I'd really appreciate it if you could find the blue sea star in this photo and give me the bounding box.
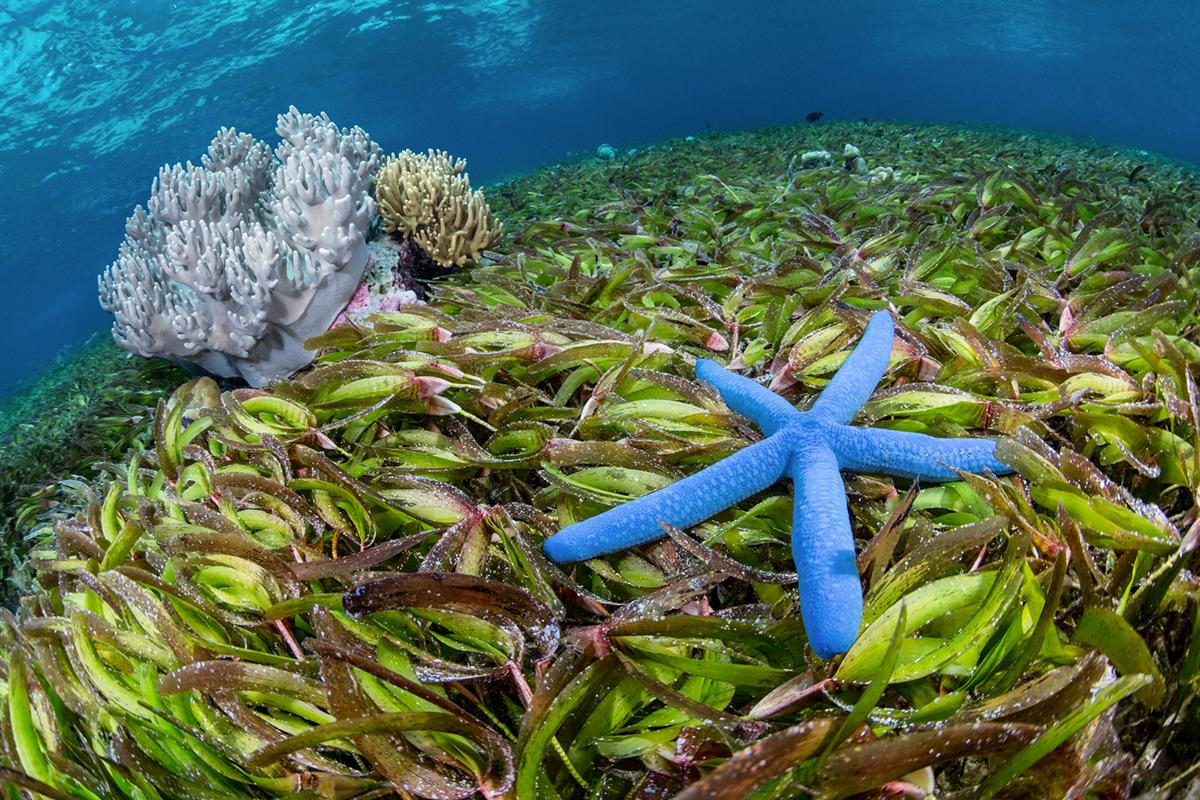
[542,310,1013,658]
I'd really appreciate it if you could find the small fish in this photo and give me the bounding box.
[806,111,823,123]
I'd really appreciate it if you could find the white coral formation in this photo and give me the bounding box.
[843,143,868,175]
[867,165,897,185]
[98,107,382,386]
[375,149,502,267]
[800,149,834,169]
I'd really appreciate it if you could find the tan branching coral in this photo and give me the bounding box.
[375,149,502,267]
[97,107,382,386]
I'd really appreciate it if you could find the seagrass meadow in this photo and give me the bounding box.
[2,120,1200,799]
[0,338,187,607]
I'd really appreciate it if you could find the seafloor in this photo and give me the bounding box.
[1,120,1198,798]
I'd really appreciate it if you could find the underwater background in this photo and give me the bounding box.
[1,0,1199,397]
[4,2,1200,797]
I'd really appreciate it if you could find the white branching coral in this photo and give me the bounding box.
[98,107,382,386]
[375,149,502,267]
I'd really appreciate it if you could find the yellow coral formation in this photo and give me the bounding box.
[375,149,502,267]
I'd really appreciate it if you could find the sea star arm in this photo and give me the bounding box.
[695,358,800,436]
[542,433,793,563]
[789,441,862,659]
[809,311,895,424]
[828,424,1013,481]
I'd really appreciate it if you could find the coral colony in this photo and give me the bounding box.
[98,109,500,387]
[98,108,382,386]
[544,311,1014,657]
[376,148,502,269]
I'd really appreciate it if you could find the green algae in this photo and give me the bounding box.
[0,120,1199,797]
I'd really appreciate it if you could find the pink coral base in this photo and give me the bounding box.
[331,278,418,328]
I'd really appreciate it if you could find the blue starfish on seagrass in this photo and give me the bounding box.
[542,310,1014,658]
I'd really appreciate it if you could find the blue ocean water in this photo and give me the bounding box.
[0,0,1196,397]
